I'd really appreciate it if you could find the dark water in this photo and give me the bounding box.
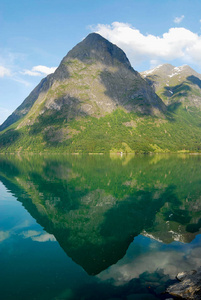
[1,153,201,300]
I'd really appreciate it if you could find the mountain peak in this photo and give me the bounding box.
[141,64,175,77]
[141,63,201,79]
[65,32,132,69]
[82,32,107,43]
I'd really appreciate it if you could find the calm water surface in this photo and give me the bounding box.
[1,153,201,300]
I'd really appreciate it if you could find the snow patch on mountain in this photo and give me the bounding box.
[141,64,163,77]
[168,65,188,78]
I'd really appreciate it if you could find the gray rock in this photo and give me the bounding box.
[167,267,201,299]
[177,270,197,281]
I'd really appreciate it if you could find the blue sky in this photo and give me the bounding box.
[1,0,201,124]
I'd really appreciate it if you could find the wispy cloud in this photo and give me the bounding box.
[12,77,32,87]
[0,66,11,77]
[0,50,33,87]
[0,65,31,87]
[0,230,10,242]
[22,65,57,77]
[92,22,201,69]
[174,15,185,24]
[21,230,56,242]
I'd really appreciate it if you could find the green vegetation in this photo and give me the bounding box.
[1,106,201,153]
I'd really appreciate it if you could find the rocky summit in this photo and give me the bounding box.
[1,34,201,153]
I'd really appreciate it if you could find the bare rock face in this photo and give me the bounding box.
[167,268,201,299]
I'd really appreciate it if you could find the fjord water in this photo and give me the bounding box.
[1,154,201,300]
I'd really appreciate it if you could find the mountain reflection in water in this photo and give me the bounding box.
[1,153,201,299]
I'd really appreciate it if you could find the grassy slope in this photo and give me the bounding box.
[1,105,201,153]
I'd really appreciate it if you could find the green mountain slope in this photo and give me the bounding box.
[1,36,201,153]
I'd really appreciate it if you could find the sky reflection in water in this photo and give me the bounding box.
[1,153,201,300]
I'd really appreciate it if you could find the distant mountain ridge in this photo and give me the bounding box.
[141,63,201,109]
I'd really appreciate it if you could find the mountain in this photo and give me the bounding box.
[141,63,201,109]
[0,33,165,130]
[1,35,201,153]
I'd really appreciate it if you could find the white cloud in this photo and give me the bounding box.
[150,59,162,69]
[21,230,56,242]
[22,70,41,77]
[22,65,57,77]
[0,230,10,242]
[174,15,185,24]
[32,233,56,242]
[97,236,201,287]
[0,66,11,77]
[33,65,57,75]
[93,22,201,68]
